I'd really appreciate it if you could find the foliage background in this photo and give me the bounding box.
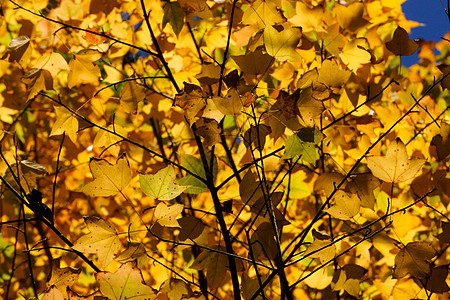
[0,0,449,299]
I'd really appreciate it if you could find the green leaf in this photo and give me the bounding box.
[162,1,185,37]
[264,25,301,61]
[177,154,217,194]
[283,128,322,165]
[140,166,190,201]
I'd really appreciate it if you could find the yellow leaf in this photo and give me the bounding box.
[67,55,101,88]
[116,242,148,269]
[139,165,190,201]
[80,154,132,197]
[22,68,53,100]
[305,239,336,264]
[264,25,302,61]
[318,58,351,88]
[288,2,323,32]
[46,257,81,298]
[335,2,370,32]
[324,190,360,220]
[96,262,156,300]
[195,118,222,148]
[213,88,243,115]
[32,52,70,77]
[231,48,273,75]
[50,106,78,143]
[174,82,207,124]
[393,242,436,279]
[366,138,426,183]
[241,0,285,29]
[72,216,121,268]
[321,24,347,56]
[120,80,146,114]
[154,202,184,227]
[340,39,371,71]
[385,26,419,56]
[191,248,229,289]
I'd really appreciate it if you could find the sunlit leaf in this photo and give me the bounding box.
[96,262,156,300]
[393,242,436,279]
[367,138,426,183]
[264,25,301,61]
[324,190,360,220]
[119,80,146,114]
[46,257,81,298]
[154,202,184,227]
[80,154,132,197]
[72,216,121,269]
[50,106,78,143]
[140,165,189,201]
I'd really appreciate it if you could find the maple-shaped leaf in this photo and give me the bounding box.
[324,190,360,220]
[393,241,436,279]
[163,1,185,37]
[116,242,148,269]
[67,50,102,88]
[96,262,156,300]
[283,127,323,165]
[321,24,347,56]
[41,285,64,300]
[348,173,380,209]
[154,202,184,227]
[159,278,193,299]
[436,221,450,243]
[426,265,450,293]
[4,160,47,194]
[178,215,205,241]
[430,122,450,161]
[232,48,273,75]
[84,27,107,46]
[243,124,272,150]
[46,257,81,298]
[273,89,300,120]
[22,68,53,100]
[288,2,323,32]
[213,88,243,115]
[191,248,229,289]
[335,2,370,32]
[174,82,207,124]
[72,216,121,269]
[264,25,302,61]
[93,124,127,157]
[318,58,351,88]
[50,106,78,143]
[305,238,336,264]
[32,52,70,77]
[80,154,131,197]
[140,165,189,201]
[241,0,285,29]
[177,154,217,194]
[366,138,426,183]
[2,36,30,62]
[240,171,264,206]
[196,62,221,85]
[195,118,222,148]
[340,39,371,71]
[385,26,419,56]
[332,264,367,297]
[119,80,146,114]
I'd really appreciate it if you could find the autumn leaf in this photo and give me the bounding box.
[67,52,101,88]
[436,221,450,243]
[241,0,285,29]
[162,1,185,37]
[393,241,436,279]
[80,154,132,197]
[22,68,53,99]
[318,58,351,88]
[72,216,121,269]
[96,262,156,300]
[50,106,78,143]
[46,257,81,298]
[154,202,184,227]
[324,190,360,220]
[213,88,243,115]
[174,82,207,124]
[335,2,369,32]
[195,118,222,148]
[159,278,193,299]
[243,124,272,150]
[332,264,367,297]
[119,80,146,114]
[340,39,371,71]
[140,165,189,201]
[116,242,148,269]
[84,27,107,45]
[264,25,302,61]
[283,128,323,165]
[2,36,30,62]
[385,26,419,56]
[288,2,323,32]
[426,265,450,293]
[177,153,217,194]
[178,215,205,241]
[231,48,273,75]
[191,248,229,289]
[367,138,426,183]
[305,238,336,264]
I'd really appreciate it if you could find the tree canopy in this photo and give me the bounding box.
[0,0,449,299]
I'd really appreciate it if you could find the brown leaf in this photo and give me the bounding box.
[393,242,436,279]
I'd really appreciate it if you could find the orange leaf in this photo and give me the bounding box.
[84,27,107,46]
